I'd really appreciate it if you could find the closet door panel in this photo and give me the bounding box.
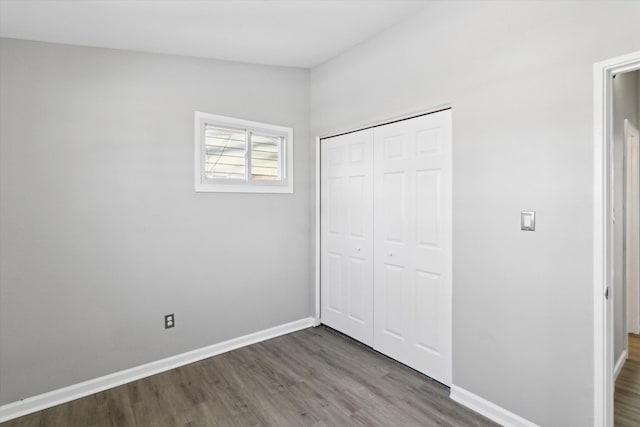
[374,129,414,365]
[320,129,374,346]
[325,252,343,313]
[412,112,451,385]
[347,257,367,323]
[373,111,452,386]
[415,270,441,354]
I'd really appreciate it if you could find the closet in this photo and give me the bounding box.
[320,109,452,386]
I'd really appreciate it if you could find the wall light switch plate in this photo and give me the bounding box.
[521,211,535,231]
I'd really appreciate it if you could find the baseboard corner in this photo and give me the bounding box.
[450,384,539,427]
[614,349,628,380]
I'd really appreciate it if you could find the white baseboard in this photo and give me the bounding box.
[614,349,628,380]
[0,317,315,423]
[450,385,539,427]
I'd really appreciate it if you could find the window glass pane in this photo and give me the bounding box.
[251,134,281,181]
[204,125,246,180]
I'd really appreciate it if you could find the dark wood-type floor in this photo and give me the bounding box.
[2,326,497,427]
[615,333,640,426]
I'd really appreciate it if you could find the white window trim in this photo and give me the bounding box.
[194,111,293,193]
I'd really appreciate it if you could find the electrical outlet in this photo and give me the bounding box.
[164,314,175,329]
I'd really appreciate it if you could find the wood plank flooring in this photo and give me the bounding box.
[615,333,640,426]
[1,326,497,427]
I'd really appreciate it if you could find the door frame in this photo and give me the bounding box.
[314,135,321,325]
[593,50,640,427]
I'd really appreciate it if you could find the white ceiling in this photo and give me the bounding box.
[0,0,427,68]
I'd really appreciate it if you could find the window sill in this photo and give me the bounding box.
[195,182,293,194]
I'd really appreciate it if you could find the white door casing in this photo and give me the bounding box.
[320,129,375,345]
[626,120,640,335]
[593,50,640,427]
[372,111,452,386]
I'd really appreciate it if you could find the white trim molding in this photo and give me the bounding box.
[318,104,452,140]
[613,350,628,380]
[314,135,321,327]
[593,50,640,427]
[0,317,315,423]
[450,385,539,427]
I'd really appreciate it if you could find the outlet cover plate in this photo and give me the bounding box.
[164,314,175,329]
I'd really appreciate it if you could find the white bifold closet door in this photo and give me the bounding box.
[320,110,451,386]
[320,129,374,346]
[372,111,452,386]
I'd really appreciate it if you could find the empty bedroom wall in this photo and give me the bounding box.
[0,38,311,404]
[310,1,640,425]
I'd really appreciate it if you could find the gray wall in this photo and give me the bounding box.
[612,70,639,364]
[0,38,311,404]
[310,1,640,425]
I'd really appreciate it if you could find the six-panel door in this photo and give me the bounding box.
[372,111,452,386]
[320,129,375,346]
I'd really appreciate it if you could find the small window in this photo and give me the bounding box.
[194,112,293,193]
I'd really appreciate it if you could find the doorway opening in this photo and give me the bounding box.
[594,51,640,427]
[612,71,640,426]
[624,119,640,338]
